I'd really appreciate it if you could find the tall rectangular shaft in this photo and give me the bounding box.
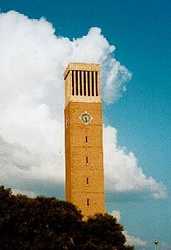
[64,63,105,218]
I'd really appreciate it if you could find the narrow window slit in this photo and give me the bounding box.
[75,71,78,95]
[80,71,82,96]
[92,71,94,96]
[86,177,89,184]
[87,198,90,206]
[87,71,90,96]
[84,71,86,96]
[72,71,74,95]
[95,71,98,96]
[85,136,88,143]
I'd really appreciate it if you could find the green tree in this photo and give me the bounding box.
[0,186,134,250]
[80,214,133,250]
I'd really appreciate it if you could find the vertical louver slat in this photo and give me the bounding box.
[89,71,92,96]
[72,70,74,95]
[84,71,86,96]
[85,71,88,96]
[77,70,80,95]
[88,71,90,96]
[95,71,98,96]
[80,71,82,96]
[91,71,94,96]
[75,70,78,95]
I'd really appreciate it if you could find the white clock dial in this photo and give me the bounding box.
[79,112,92,125]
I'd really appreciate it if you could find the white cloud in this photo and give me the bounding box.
[104,126,167,199]
[111,210,121,222]
[12,188,36,198]
[0,11,167,199]
[124,231,147,247]
[111,210,147,247]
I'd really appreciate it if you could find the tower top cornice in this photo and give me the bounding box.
[64,63,100,80]
[64,63,101,106]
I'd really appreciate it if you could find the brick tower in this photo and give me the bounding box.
[64,63,105,218]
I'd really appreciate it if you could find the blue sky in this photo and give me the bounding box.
[0,0,170,249]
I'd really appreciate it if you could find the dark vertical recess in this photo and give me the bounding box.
[85,136,88,143]
[72,70,74,95]
[95,71,98,96]
[87,71,90,96]
[86,177,89,184]
[84,71,86,96]
[75,70,78,95]
[86,156,88,164]
[92,71,94,96]
[80,71,82,96]
[87,198,90,206]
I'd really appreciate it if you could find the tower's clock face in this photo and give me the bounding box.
[80,112,92,125]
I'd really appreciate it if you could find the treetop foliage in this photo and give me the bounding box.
[0,186,134,250]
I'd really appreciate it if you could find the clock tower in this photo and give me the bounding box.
[64,63,105,218]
